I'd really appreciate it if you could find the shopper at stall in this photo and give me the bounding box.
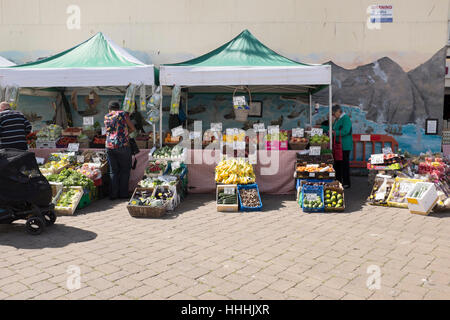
[104,101,136,200]
[0,102,32,150]
[331,105,353,189]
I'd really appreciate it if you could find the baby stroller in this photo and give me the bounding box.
[0,149,56,235]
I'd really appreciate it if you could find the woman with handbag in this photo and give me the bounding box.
[104,101,137,200]
[330,105,353,189]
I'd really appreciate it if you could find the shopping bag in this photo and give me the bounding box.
[333,130,343,161]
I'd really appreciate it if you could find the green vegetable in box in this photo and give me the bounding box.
[47,168,95,192]
[324,189,344,209]
[56,188,81,208]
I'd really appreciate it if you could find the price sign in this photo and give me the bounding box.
[226,129,234,137]
[93,157,101,164]
[67,143,79,152]
[268,126,279,134]
[36,157,45,165]
[172,126,184,137]
[189,131,201,140]
[253,123,265,132]
[76,156,85,163]
[382,147,393,154]
[101,127,107,135]
[306,164,319,168]
[310,146,321,156]
[310,128,323,136]
[211,123,222,132]
[360,135,371,142]
[371,154,385,164]
[305,193,318,201]
[329,172,336,177]
[224,187,235,195]
[309,172,316,178]
[292,128,304,138]
[83,117,94,126]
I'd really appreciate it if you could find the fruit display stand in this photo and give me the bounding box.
[289,137,308,150]
[216,184,239,212]
[406,182,439,215]
[54,186,84,216]
[386,178,423,209]
[237,184,263,212]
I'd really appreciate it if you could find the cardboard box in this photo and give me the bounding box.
[406,182,438,215]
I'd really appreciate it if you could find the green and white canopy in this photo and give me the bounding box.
[0,56,15,67]
[0,33,154,88]
[160,30,331,88]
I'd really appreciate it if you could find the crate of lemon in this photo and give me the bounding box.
[215,159,256,185]
[324,187,345,212]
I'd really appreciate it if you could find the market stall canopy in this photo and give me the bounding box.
[0,56,15,67]
[160,30,331,89]
[0,32,154,88]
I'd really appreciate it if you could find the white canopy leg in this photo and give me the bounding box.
[329,85,333,151]
[160,88,164,147]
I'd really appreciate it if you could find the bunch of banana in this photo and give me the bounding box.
[215,159,256,185]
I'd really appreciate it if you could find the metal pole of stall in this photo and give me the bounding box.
[159,87,164,147]
[309,90,313,128]
[185,89,189,128]
[329,85,333,151]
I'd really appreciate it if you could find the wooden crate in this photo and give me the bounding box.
[216,184,239,212]
[55,186,84,216]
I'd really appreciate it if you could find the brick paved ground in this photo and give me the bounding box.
[0,177,449,300]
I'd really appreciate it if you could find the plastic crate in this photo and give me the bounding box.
[77,193,91,210]
[237,184,262,212]
[301,185,324,213]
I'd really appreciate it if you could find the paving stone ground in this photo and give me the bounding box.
[0,177,449,300]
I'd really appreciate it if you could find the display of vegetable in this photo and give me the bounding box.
[47,168,95,192]
[324,189,344,209]
[56,188,82,208]
[145,160,168,175]
[36,124,62,141]
[239,188,261,208]
[265,131,288,142]
[152,146,185,160]
[129,189,166,207]
[217,191,237,205]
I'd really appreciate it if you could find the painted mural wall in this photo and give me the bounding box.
[1,0,447,156]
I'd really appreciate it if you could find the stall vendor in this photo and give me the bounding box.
[320,105,353,189]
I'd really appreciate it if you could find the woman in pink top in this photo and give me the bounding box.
[104,101,136,200]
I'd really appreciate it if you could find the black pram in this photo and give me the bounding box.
[0,149,56,235]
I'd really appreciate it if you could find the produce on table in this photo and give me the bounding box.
[164,133,181,144]
[57,136,78,148]
[215,158,256,185]
[62,127,83,136]
[265,131,288,142]
[145,160,168,175]
[82,151,107,164]
[47,169,95,192]
[56,188,82,208]
[36,124,62,141]
[40,159,69,174]
[92,135,106,145]
[296,164,335,173]
[309,134,330,145]
[217,190,238,205]
[152,146,184,160]
[290,137,308,144]
[239,188,260,208]
[26,132,37,148]
[324,189,344,209]
[77,163,101,181]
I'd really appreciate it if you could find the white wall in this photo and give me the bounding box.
[0,0,448,70]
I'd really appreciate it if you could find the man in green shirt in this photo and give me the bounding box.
[331,105,353,188]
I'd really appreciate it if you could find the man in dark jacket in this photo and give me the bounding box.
[0,102,32,150]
